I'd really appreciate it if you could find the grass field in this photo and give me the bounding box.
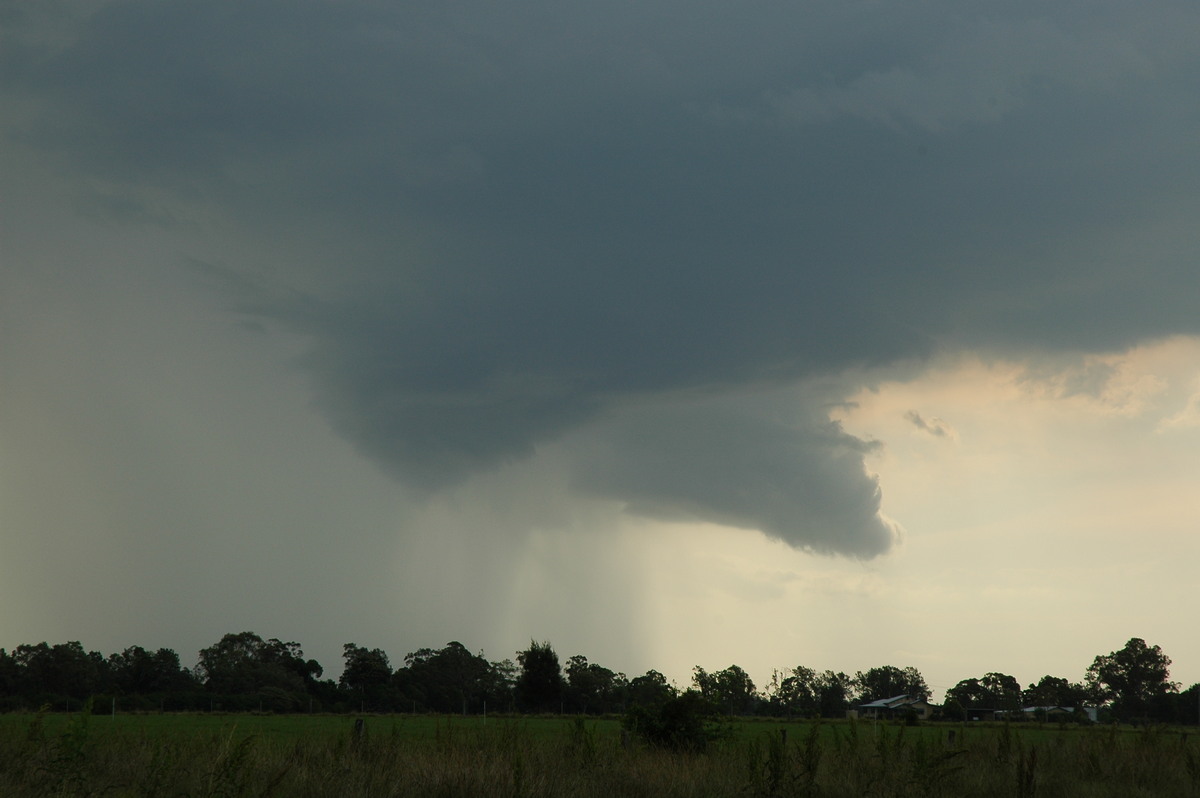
[2,711,1199,797]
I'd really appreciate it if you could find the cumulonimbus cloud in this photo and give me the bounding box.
[5,0,1200,558]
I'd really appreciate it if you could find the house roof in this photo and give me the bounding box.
[860,694,927,709]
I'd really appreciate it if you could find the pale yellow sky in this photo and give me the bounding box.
[519,338,1200,700]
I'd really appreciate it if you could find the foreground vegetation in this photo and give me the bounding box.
[4,711,1200,797]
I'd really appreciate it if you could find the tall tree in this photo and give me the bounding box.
[693,665,757,715]
[814,670,854,718]
[398,641,495,714]
[1178,683,1200,727]
[485,658,519,711]
[945,672,1022,716]
[196,632,317,710]
[196,631,267,694]
[13,641,108,701]
[260,638,323,689]
[0,649,18,704]
[767,666,819,717]
[108,646,195,696]
[853,665,929,703]
[628,669,676,707]
[565,654,622,714]
[515,640,564,712]
[1023,675,1089,708]
[980,672,1022,710]
[340,644,393,707]
[1086,637,1178,721]
[944,678,988,713]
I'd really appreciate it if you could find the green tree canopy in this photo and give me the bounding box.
[1086,637,1178,721]
[853,665,929,703]
[12,641,108,700]
[398,641,497,713]
[766,665,819,717]
[340,643,393,706]
[1023,675,1089,708]
[515,640,564,712]
[815,670,854,718]
[945,672,1021,713]
[692,664,757,715]
[565,654,625,714]
[196,632,320,710]
[628,669,676,707]
[108,646,195,696]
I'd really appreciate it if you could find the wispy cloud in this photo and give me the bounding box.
[902,410,956,440]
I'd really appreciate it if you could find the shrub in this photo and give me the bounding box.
[622,691,726,752]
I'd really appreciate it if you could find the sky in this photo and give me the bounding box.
[3,0,1200,701]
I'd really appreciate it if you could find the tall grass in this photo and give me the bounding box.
[2,712,1199,797]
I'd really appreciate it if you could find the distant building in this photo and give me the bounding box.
[1021,706,1099,723]
[957,707,1007,722]
[850,694,933,721]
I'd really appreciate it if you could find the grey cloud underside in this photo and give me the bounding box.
[7,0,1200,556]
[573,401,894,558]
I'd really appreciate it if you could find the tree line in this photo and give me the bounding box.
[1,633,1195,724]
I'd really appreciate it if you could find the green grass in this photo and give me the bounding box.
[2,711,1199,797]
[0,711,620,746]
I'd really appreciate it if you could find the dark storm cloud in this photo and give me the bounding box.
[6,0,1200,556]
[573,398,896,557]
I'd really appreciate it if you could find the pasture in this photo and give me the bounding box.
[2,711,1199,797]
